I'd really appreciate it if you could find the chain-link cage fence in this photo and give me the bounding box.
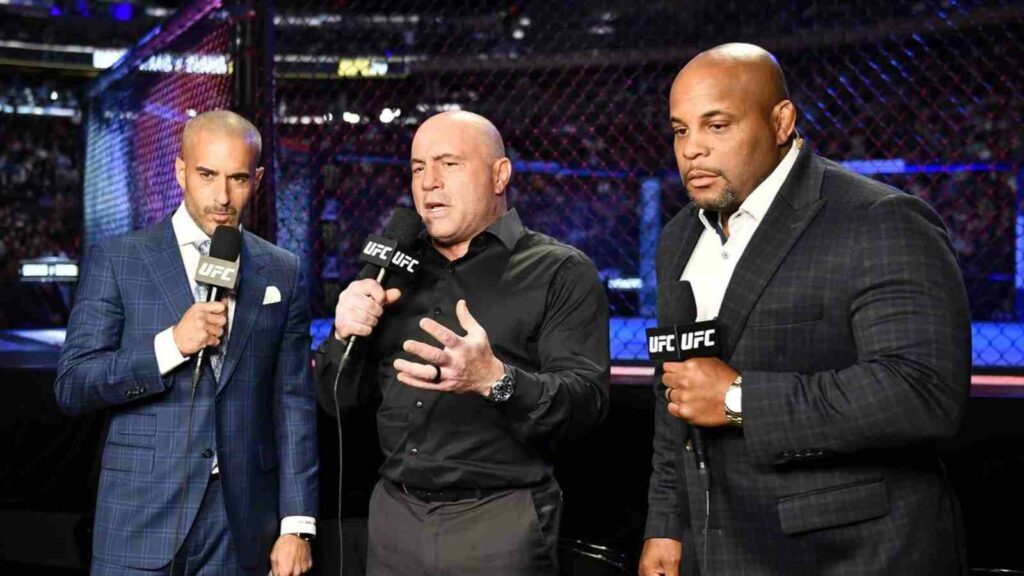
[80,1,1024,365]
[82,0,235,247]
[270,0,1023,366]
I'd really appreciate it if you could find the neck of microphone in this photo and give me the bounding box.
[338,265,388,372]
[191,225,242,390]
[337,207,423,378]
[653,281,710,481]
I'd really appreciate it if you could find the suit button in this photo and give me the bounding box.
[124,390,133,399]
[409,447,418,455]
[138,386,147,394]
[201,449,214,459]
[685,440,693,452]
[433,307,442,315]
[415,401,423,408]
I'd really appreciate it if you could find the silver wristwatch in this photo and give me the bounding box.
[724,374,743,427]
[487,364,516,403]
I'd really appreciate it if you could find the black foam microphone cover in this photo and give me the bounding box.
[657,280,697,326]
[384,206,424,247]
[209,225,242,261]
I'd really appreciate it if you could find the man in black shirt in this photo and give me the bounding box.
[316,110,610,576]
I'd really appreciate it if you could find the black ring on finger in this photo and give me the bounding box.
[432,365,442,383]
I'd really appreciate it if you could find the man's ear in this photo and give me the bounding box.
[773,99,797,146]
[493,157,512,196]
[253,166,265,191]
[174,157,186,191]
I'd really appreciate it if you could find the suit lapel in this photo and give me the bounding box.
[662,205,704,284]
[217,232,268,394]
[143,218,194,321]
[717,147,828,358]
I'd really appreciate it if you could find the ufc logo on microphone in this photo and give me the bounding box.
[363,241,394,260]
[678,328,716,350]
[391,251,419,274]
[649,334,676,354]
[198,262,236,283]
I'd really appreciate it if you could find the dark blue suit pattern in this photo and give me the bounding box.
[55,217,318,570]
[646,145,971,575]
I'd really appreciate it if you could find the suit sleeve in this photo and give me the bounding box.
[54,242,172,416]
[497,254,611,445]
[742,192,972,466]
[275,253,319,518]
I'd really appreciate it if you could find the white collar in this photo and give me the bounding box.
[171,203,211,247]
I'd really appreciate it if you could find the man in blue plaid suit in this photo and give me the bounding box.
[55,110,318,576]
[640,44,971,575]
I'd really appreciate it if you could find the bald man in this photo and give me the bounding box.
[315,111,610,575]
[56,110,318,576]
[641,44,970,575]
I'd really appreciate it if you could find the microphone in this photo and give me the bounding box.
[647,281,720,483]
[337,207,423,374]
[191,225,242,390]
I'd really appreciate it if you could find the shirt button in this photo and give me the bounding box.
[201,448,214,459]
[721,252,730,260]
[416,401,423,408]
[409,447,418,455]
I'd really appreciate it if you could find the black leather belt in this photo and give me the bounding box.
[396,481,507,503]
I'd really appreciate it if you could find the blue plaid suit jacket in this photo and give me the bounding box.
[55,217,318,570]
[645,146,970,575]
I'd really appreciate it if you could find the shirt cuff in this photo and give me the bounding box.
[280,516,316,537]
[154,326,188,376]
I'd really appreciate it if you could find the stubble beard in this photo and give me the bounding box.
[689,185,739,213]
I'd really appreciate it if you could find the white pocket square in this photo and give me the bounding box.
[262,286,282,305]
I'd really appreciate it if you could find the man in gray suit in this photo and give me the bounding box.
[640,43,970,575]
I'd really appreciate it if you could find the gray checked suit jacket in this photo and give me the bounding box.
[645,145,971,575]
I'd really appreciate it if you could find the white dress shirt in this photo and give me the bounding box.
[682,140,802,321]
[152,203,316,538]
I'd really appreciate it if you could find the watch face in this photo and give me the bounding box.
[725,387,742,413]
[490,375,515,402]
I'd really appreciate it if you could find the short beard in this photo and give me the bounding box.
[689,185,738,213]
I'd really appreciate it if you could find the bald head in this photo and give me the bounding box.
[182,109,262,160]
[668,43,798,213]
[410,110,512,261]
[678,43,790,114]
[416,111,506,163]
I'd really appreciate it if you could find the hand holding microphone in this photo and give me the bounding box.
[647,280,737,428]
[333,207,423,373]
[333,279,402,342]
[172,301,228,356]
[662,357,737,426]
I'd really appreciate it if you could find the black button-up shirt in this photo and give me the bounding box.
[317,209,610,490]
